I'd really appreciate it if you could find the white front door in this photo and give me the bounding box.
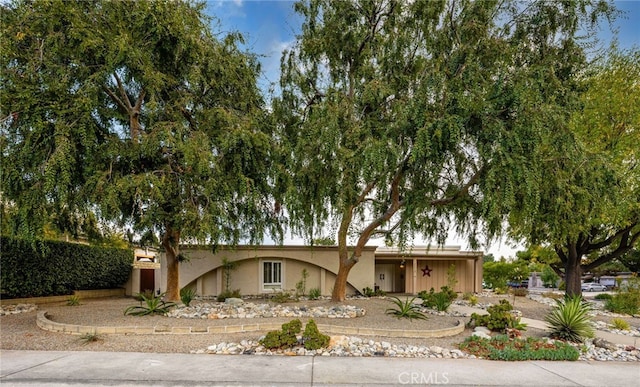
[375,264,394,292]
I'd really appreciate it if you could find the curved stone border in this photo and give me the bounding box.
[37,311,464,338]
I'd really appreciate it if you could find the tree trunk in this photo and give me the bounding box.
[331,257,357,302]
[564,245,583,297]
[162,226,181,302]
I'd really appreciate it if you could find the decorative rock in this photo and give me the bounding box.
[593,338,617,351]
[329,335,350,348]
[224,298,244,305]
[474,326,491,335]
[472,331,491,340]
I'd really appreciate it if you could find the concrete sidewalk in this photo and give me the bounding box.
[1,350,639,386]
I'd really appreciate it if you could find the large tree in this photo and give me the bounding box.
[508,47,640,296]
[275,0,615,301]
[1,0,280,301]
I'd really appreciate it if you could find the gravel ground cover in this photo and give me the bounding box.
[1,292,637,356]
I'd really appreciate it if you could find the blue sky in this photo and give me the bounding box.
[205,0,639,257]
[207,0,640,98]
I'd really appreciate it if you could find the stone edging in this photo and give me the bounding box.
[36,311,464,338]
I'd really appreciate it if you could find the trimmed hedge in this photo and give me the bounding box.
[0,236,132,298]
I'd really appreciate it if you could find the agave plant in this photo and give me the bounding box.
[545,295,594,343]
[124,292,176,316]
[385,296,427,321]
[180,287,198,306]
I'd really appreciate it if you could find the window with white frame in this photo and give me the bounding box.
[263,261,282,291]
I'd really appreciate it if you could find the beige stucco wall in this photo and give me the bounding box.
[161,245,377,297]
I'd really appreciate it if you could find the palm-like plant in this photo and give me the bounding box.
[385,296,428,321]
[124,292,176,316]
[545,296,594,343]
[180,287,197,306]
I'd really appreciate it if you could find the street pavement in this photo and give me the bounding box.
[1,349,639,386]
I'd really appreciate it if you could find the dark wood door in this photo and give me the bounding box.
[140,269,155,293]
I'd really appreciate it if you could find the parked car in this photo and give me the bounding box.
[581,283,607,292]
[507,281,529,289]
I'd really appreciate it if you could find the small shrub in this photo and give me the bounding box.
[469,300,527,332]
[610,318,631,331]
[302,319,330,350]
[558,281,566,291]
[78,331,101,345]
[545,296,594,343]
[374,288,386,297]
[308,287,321,300]
[468,295,478,306]
[217,289,241,302]
[458,335,579,361]
[362,287,375,297]
[419,286,456,311]
[124,292,176,316]
[385,296,427,321]
[180,287,197,306]
[260,319,302,349]
[295,269,309,297]
[462,292,474,301]
[494,287,508,295]
[605,292,640,315]
[594,293,612,300]
[511,288,528,297]
[270,290,296,303]
[66,295,80,306]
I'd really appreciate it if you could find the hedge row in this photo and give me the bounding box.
[0,236,132,298]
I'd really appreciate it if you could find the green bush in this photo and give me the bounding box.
[469,300,527,332]
[605,291,640,315]
[594,293,612,300]
[66,295,81,306]
[511,288,529,297]
[610,318,631,330]
[180,287,197,306]
[545,296,594,343]
[302,319,330,350]
[419,286,457,311]
[0,236,132,298]
[385,296,427,320]
[458,335,579,361]
[260,319,303,349]
[124,292,176,316]
[269,290,296,303]
[308,287,321,300]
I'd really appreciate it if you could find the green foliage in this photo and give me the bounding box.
[446,264,458,290]
[483,260,529,290]
[275,0,615,301]
[302,319,330,350]
[0,0,282,302]
[308,288,321,300]
[124,293,176,316]
[605,292,640,315]
[594,293,612,300]
[610,318,631,331]
[469,300,527,332]
[270,290,296,303]
[385,297,427,321]
[362,287,385,297]
[458,335,579,361]
[180,288,197,306]
[221,258,239,293]
[545,296,594,343]
[312,237,334,246]
[419,286,457,312]
[135,289,155,302]
[462,292,478,306]
[66,295,81,306]
[216,289,241,303]
[0,236,132,298]
[541,265,561,288]
[260,319,303,349]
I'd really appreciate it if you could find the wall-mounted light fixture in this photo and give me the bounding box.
[400,259,406,269]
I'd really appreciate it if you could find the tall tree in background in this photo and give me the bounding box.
[275,0,615,301]
[1,0,281,301]
[509,47,640,296]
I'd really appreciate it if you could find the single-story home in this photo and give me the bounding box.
[126,245,483,297]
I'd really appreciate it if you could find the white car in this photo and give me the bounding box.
[581,283,607,292]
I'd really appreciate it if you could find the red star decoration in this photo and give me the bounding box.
[421,265,432,277]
